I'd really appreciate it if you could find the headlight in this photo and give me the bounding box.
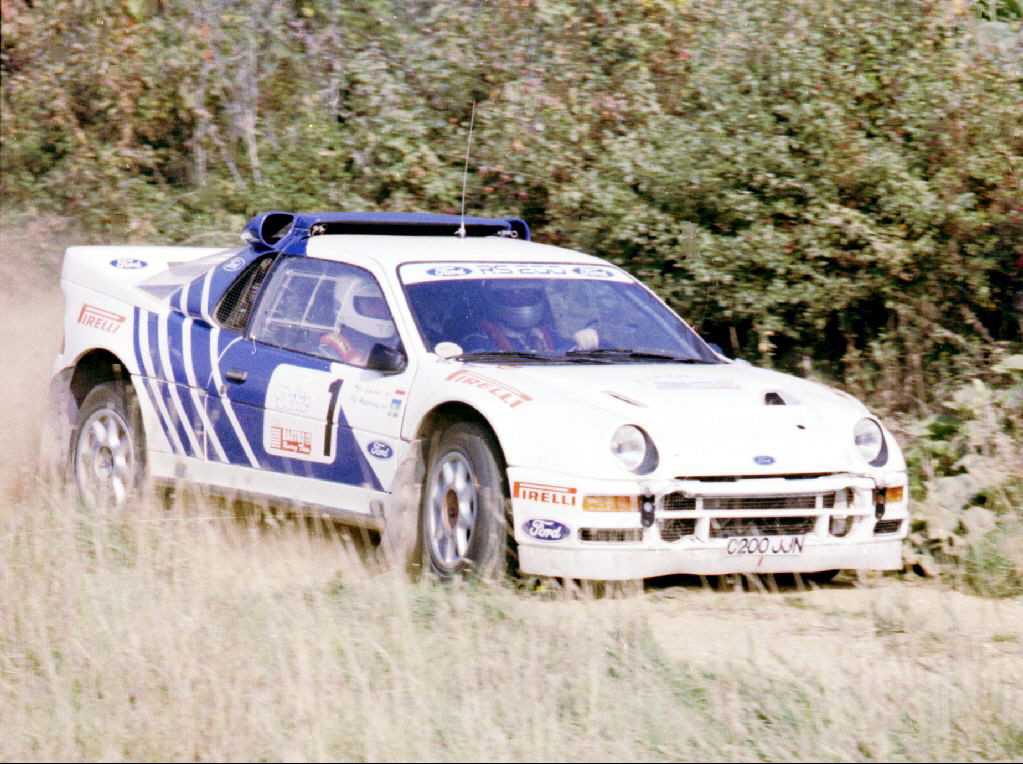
[610,425,658,474]
[854,418,888,467]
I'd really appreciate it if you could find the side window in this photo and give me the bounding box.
[216,256,274,331]
[250,258,400,368]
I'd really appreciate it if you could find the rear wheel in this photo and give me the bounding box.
[421,422,510,579]
[72,382,144,511]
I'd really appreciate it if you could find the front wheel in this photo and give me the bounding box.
[71,381,145,511]
[421,422,510,579]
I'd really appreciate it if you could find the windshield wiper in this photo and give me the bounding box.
[565,349,717,363]
[456,351,611,364]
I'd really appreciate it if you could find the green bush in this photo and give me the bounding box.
[2,0,1021,406]
[964,510,1023,597]
[902,354,1023,595]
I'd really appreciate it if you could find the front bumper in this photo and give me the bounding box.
[508,468,909,581]
[518,537,903,580]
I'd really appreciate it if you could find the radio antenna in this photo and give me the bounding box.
[455,102,476,239]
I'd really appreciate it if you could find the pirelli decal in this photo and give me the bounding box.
[514,481,577,507]
[78,304,126,333]
[446,369,532,408]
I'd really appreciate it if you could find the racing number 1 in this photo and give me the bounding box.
[324,379,343,457]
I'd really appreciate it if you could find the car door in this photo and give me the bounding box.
[206,255,413,513]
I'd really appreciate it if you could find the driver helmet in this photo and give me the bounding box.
[487,280,547,330]
[335,277,396,339]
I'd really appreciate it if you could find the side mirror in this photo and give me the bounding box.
[366,343,407,374]
[433,341,463,359]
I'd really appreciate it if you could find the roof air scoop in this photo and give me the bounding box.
[241,211,296,252]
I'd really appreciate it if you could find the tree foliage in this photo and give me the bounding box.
[2,0,1021,408]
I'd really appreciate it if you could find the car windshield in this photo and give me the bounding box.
[399,261,720,363]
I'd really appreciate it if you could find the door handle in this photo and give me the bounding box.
[225,368,248,384]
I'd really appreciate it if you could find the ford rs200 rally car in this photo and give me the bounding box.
[50,211,909,581]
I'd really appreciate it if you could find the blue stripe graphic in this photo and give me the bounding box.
[165,311,204,456]
[183,318,227,463]
[147,312,193,456]
[132,307,177,453]
[207,330,259,467]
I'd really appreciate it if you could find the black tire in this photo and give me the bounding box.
[419,421,510,580]
[71,381,145,511]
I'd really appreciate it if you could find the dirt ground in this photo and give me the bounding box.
[644,574,1023,686]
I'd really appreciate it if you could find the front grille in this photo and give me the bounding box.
[659,518,697,542]
[580,528,643,543]
[874,519,903,535]
[663,492,836,511]
[663,494,696,511]
[709,516,816,538]
[704,495,823,511]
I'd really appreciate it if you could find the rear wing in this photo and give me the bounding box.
[242,211,531,254]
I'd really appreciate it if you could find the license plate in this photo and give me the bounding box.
[725,535,806,556]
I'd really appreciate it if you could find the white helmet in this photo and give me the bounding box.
[335,277,395,339]
[488,280,547,329]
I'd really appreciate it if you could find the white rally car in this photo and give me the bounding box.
[50,211,909,581]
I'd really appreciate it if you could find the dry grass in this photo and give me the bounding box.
[2,490,1022,762]
[1,214,1021,761]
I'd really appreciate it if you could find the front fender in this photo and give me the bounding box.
[404,361,628,479]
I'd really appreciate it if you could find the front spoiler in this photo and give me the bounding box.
[518,536,904,580]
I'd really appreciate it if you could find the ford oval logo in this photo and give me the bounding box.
[571,266,615,278]
[426,265,472,277]
[754,455,775,466]
[367,441,393,459]
[110,257,147,269]
[522,519,570,541]
[223,256,246,272]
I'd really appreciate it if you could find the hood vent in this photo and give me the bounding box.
[764,391,786,405]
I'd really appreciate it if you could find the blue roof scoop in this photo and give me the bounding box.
[241,211,296,252]
[241,211,531,255]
